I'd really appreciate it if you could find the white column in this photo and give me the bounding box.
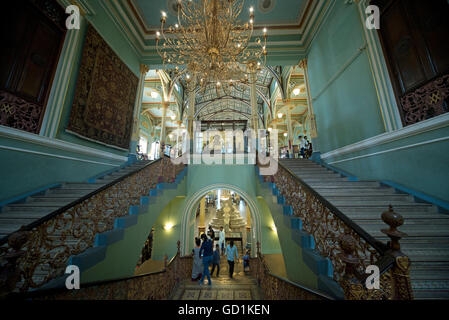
[159,101,168,156]
[250,71,258,132]
[130,64,149,157]
[299,59,317,139]
[287,104,293,156]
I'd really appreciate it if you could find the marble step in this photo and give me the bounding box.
[62,183,106,190]
[307,181,381,188]
[324,194,414,202]
[315,188,399,195]
[29,196,80,203]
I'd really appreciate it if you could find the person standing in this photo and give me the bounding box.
[208,225,215,246]
[218,226,226,255]
[226,240,239,279]
[191,238,202,281]
[210,244,221,277]
[299,135,306,158]
[199,233,213,285]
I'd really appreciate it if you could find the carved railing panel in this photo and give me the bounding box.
[0,91,44,134]
[250,246,327,300]
[0,157,185,293]
[400,74,449,126]
[31,245,192,300]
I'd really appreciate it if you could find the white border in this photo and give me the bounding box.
[0,125,128,163]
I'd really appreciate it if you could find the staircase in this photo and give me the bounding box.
[280,158,449,300]
[0,161,149,240]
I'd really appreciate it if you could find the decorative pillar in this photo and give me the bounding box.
[159,101,168,157]
[249,64,258,132]
[187,80,196,154]
[299,59,317,139]
[130,64,150,161]
[286,103,293,157]
[199,197,206,234]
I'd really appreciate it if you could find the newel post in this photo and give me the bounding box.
[339,233,365,300]
[381,205,413,300]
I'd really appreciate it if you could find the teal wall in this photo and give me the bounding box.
[256,197,283,255]
[324,125,449,202]
[0,135,124,202]
[151,196,187,261]
[308,1,385,154]
[307,1,449,203]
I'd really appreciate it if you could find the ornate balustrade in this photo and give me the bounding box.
[23,241,193,300]
[258,160,413,300]
[0,156,185,296]
[251,243,328,300]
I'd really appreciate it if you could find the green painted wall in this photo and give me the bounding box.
[151,196,187,261]
[185,164,257,198]
[256,197,282,255]
[0,136,124,202]
[308,1,385,154]
[325,125,449,202]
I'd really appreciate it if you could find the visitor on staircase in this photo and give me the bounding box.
[218,226,226,255]
[191,238,202,281]
[226,240,239,279]
[199,233,213,286]
[210,244,221,277]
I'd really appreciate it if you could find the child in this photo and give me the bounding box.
[210,244,220,277]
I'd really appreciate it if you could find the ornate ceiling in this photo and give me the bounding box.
[95,0,333,65]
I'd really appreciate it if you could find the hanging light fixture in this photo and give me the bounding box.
[156,0,268,89]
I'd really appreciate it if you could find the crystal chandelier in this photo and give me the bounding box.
[156,0,268,89]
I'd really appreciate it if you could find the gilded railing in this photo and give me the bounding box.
[258,160,413,300]
[23,242,193,300]
[0,156,185,296]
[251,243,329,300]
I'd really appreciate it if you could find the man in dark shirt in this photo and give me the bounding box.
[199,233,213,285]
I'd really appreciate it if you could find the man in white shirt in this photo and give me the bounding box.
[218,226,226,255]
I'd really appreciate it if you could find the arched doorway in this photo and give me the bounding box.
[180,184,262,256]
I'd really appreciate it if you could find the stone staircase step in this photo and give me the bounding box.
[315,188,399,195]
[307,181,381,188]
[0,211,53,219]
[62,183,106,189]
[29,196,80,203]
[324,194,414,202]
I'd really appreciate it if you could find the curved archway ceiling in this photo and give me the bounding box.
[97,0,333,65]
[182,67,274,122]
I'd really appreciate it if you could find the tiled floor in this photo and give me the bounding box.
[170,260,263,300]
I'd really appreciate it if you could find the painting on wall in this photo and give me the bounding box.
[67,24,138,150]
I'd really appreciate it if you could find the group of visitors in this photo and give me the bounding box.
[191,226,248,286]
[298,135,313,159]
